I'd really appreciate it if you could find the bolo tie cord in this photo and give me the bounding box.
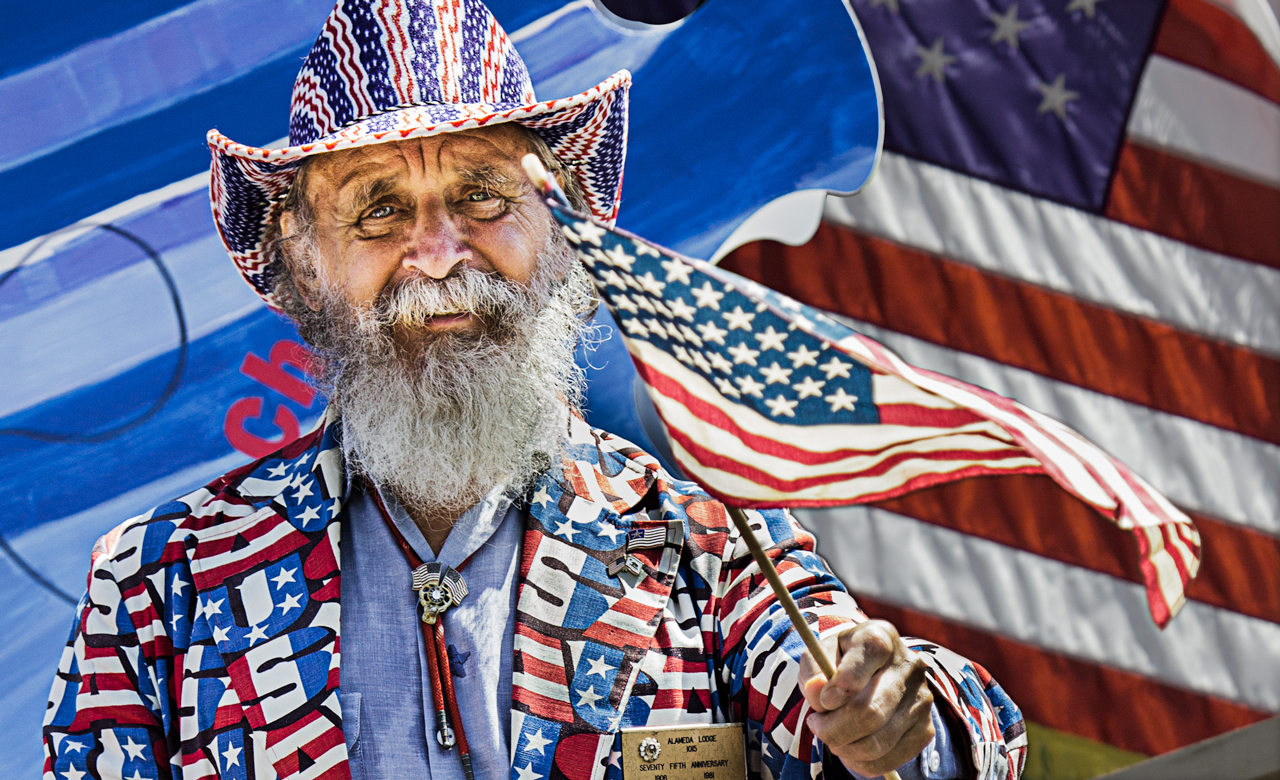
[369,482,476,780]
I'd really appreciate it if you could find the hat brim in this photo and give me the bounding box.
[208,70,630,309]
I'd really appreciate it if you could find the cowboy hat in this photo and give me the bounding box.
[207,0,630,309]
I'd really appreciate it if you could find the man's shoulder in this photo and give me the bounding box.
[566,415,718,505]
[92,417,339,571]
[571,417,791,529]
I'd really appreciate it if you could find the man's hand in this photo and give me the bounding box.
[799,620,936,778]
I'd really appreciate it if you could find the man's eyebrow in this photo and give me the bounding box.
[458,165,518,190]
[341,176,400,214]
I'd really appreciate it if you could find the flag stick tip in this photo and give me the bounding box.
[521,154,551,192]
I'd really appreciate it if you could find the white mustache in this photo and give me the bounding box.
[373,270,527,328]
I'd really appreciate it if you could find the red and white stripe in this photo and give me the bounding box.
[324,7,375,124]
[374,0,419,106]
[718,0,1280,759]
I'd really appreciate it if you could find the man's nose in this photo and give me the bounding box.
[401,206,472,279]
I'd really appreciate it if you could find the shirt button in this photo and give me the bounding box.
[928,748,941,774]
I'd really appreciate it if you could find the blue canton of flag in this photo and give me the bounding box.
[545,196,1199,628]
[855,0,1165,209]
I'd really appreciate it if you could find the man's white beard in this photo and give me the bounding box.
[307,234,591,527]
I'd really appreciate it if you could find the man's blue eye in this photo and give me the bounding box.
[468,191,493,202]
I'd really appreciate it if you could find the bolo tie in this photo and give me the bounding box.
[369,484,476,780]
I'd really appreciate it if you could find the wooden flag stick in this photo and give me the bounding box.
[726,505,836,678]
[726,506,903,780]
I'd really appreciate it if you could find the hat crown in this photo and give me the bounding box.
[289,0,537,147]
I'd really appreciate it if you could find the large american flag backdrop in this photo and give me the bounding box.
[713,0,1280,774]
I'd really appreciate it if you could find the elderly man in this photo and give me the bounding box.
[43,2,1025,780]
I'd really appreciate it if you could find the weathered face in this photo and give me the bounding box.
[282,124,554,334]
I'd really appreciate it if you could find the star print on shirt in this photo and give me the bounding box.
[516,762,544,780]
[524,728,552,755]
[121,737,148,761]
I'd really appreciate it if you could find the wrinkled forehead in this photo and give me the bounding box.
[300,124,535,198]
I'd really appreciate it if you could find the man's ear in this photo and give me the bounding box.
[279,211,325,312]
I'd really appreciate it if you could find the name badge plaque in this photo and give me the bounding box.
[620,723,745,780]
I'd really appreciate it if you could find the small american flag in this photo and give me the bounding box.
[550,200,1200,628]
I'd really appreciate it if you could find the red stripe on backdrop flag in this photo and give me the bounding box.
[1106,141,1280,270]
[1154,0,1280,104]
[852,594,1272,757]
[865,473,1280,626]
[718,226,1280,447]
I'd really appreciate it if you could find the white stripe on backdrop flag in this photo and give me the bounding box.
[549,202,1199,630]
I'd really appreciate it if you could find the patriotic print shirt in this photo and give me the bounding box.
[43,408,1026,780]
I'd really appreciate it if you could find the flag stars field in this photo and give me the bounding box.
[560,215,884,429]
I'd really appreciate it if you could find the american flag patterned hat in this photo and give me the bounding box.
[207,0,630,309]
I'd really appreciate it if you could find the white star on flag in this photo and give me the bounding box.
[727,342,760,366]
[667,297,696,321]
[989,4,1030,48]
[735,375,766,398]
[793,376,826,399]
[572,220,605,246]
[691,281,725,309]
[602,244,636,270]
[661,258,693,284]
[1036,73,1080,119]
[764,395,799,417]
[824,388,860,413]
[915,37,957,82]
[754,326,788,351]
[760,363,793,384]
[787,344,820,368]
[723,306,755,330]
[818,356,852,379]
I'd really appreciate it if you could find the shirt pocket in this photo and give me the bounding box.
[342,691,364,780]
